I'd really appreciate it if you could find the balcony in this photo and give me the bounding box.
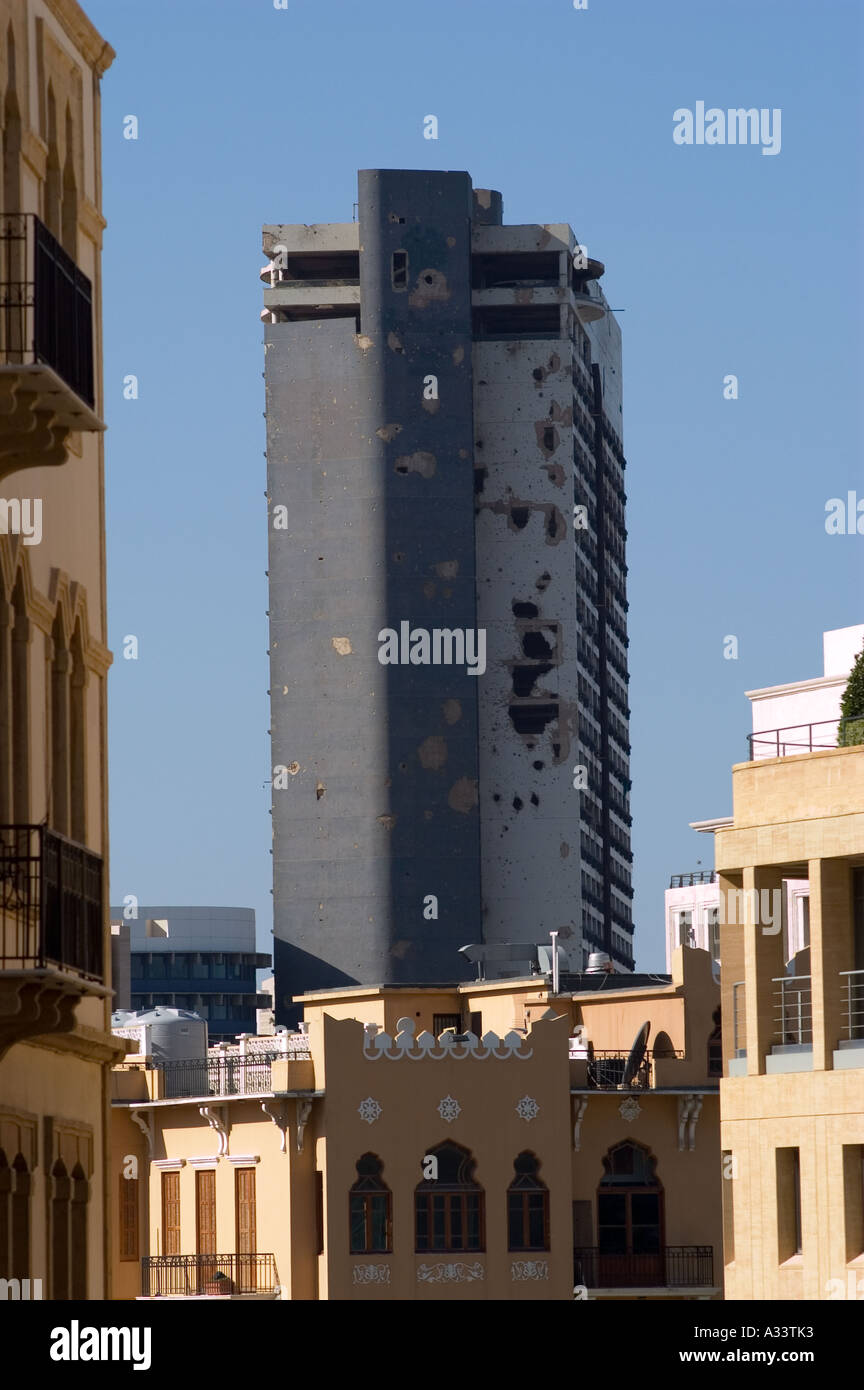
[748,715,864,761]
[141,1253,278,1299]
[158,1052,280,1099]
[0,824,106,1055]
[0,213,103,480]
[669,871,716,888]
[766,974,812,1074]
[835,970,864,1069]
[568,1048,683,1090]
[573,1246,714,1292]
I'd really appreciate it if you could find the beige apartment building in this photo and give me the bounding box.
[714,740,864,1299]
[112,947,722,1300]
[0,0,116,1299]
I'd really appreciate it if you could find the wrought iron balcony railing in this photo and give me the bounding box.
[0,825,103,981]
[158,1052,280,1098]
[0,213,94,408]
[573,1245,714,1289]
[141,1253,277,1298]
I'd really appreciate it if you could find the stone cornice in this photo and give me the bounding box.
[43,0,116,76]
[28,1021,125,1065]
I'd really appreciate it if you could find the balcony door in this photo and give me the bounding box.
[596,1141,664,1287]
[195,1169,216,1258]
[235,1167,257,1291]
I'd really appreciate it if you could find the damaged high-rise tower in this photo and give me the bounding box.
[262,170,633,1022]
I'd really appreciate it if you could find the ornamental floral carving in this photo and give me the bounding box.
[619,1096,641,1123]
[353,1264,391,1285]
[417,1262,485,1284]
[358,1096,382,1124]
[511,1260,549,1280]
[516,1095,539,1122]
[437,1095,461,1123]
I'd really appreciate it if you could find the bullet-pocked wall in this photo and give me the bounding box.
[265,171,481,1020]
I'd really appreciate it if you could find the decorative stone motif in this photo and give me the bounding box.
[417,1262,485,1284]
[352,1264,391,1285]
[511,1260,549,1281]
[515,1095,539,1122]
[358,1096,382,1125]
[437,1095,461,1123]
[619,1096,641,1123]
[363,1017,532,1061]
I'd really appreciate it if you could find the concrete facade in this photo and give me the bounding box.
[0,0,117,1300]
[715,743,864,1299]
[109,906,271,1040]
[111,948,720,1301]
[263,171,633,1022]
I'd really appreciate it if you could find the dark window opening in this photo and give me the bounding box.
[512,663,553,697]
[473,305,561,339]
[509,702,559,736]
[415,1142,484,1254]
[269,250,359,285]
[471,251,560,289]
[391,251,408,290]
[508,1153,549,1252]
[350,1154,391,1254]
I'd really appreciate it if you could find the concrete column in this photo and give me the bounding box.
[809,857,854,1070]
[717,871,744,1071]
[742,866,786,1076]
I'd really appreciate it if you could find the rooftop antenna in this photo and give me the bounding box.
[549,930,560,996]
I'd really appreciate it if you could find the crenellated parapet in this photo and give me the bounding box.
[362,1017,533,1061]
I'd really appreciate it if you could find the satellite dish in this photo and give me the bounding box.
[621,1021,651,1088]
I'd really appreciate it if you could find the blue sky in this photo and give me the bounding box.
[89,0,864,972]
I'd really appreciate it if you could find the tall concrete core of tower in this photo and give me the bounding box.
[263,170,632,1023]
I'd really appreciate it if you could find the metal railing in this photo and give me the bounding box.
[748,715,864,761]
[158,1053,280,1098]
[573,1245,713,1289]
[0,825,103,980]
[581,1049,669,1090]
[0,213,94,406]
[773,974,812,1046]
[732,980,746,1056]
[141,1253,277,1297]
[669,871,716,888]
[840,969,864,1042]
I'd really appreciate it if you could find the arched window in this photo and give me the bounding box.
[69,621,87,843]
[349,1154,391,1254]
[50,1159,70,1300]
[507,1152,549,1252]
[10,1152,30,1278]
[50,613,70,835]
[3,26,22,217]
[11,577,28,821]
[44,85,61,240]
[0,1150,9,1276]
[415,1141,484,1254]
[69,1163,88,1299]
[596,1142,664,1287]
[61,105,78,259]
